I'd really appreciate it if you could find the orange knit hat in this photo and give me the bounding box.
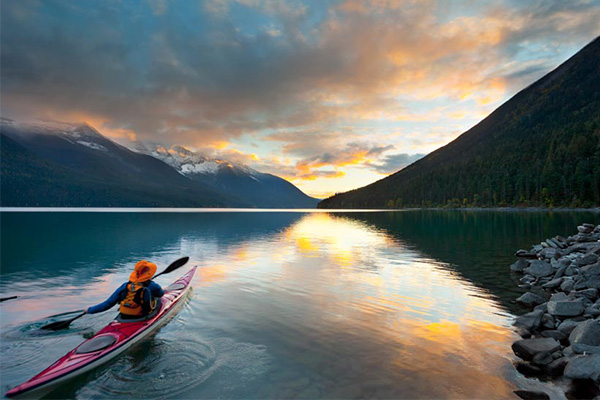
[129,260,157,283]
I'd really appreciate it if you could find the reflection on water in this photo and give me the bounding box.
[2,210,596,399]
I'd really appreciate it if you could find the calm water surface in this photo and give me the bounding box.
[1,210,599,399]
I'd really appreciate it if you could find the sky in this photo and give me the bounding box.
[1,0,599,198]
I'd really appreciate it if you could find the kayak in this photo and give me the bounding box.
[5,266,197,399]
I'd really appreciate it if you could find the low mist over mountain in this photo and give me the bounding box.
[0,120,318,208]
[319,37,600,209]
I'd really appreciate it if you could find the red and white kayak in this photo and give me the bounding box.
[5,266,197,399]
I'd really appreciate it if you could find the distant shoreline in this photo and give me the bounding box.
[0,207,598,213]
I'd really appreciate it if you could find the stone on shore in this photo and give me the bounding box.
[572,344,600,355]
[542,278,564,290]
[517,292,546,308]
[569,319,600,347]
[514,309,544,332]
[557,319,581,336]
[564,354,600,382]
[513,390,550,400]
[512,338,561,361]
[526,260,554,278]
[541,330,567,341]
[511,259,530,272]
[547,299,584,317]
[578,254,599,267]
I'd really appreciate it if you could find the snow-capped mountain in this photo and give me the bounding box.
[1,118,318,208]
[128,142,318,208]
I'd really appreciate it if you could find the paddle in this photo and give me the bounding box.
[40,257,190,331]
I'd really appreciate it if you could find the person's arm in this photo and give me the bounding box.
[87,283,128,314]
[148,281,164,298]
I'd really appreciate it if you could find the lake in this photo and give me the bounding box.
[1,210,598,399]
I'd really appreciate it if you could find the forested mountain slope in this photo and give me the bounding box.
[319,37,600,209]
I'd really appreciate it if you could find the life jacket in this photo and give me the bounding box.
[119,281,157,316]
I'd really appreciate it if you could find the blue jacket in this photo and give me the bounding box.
[87,281,164,314]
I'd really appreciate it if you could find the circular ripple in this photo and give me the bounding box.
[77,338,217,399]
[0,340,45,369]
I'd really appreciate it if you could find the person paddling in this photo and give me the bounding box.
[85,260,164,319]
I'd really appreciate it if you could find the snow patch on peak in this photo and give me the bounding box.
[181,161,220,175]
[76,141,107,151]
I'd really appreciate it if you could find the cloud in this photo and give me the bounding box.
[366,153,426,174]
[1,0,599,189]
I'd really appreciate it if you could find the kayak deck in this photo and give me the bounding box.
[5,266,197,399]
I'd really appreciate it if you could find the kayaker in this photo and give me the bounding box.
[85,260,165,319]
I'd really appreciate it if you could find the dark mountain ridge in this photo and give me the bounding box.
[319,37,600,209]
[0,120,318,208]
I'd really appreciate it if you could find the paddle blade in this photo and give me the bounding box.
[155,257,189,278]
[40,312,85,331]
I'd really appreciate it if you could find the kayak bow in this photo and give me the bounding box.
[5,266,197,399]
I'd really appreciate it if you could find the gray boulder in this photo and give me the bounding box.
[542,278,564,290]
[516,292,546,308]
[572,344,600,355]
[583,276,600,290]
[526,260,554,278]
[532,351,554,366]
[547,299,584,317]
[546,357,568,376]
[513,390,550,400]
[539,248,559,260]
[578,254,599,267]
[511,259,530,272]
[541,330,567,341]
[564,354,600,382]
[570,288,598,300]
[569,319,600,346]
[514,309,544,332]
[557,319,582,336]
[512,338,561,361]
[581,262,600,278]
[546,239,559,249]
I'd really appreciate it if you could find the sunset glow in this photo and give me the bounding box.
[1,0,599,197]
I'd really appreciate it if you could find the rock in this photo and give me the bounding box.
[581,262,600,278]
[578,254,600,267]
[533,244,544,252]
[526,260,554,278]
[516,327,532,338]
[558,319,582,336]
[547,299,585,317]
[563,346,576,358]
[532,351,554,366]
[520,275,536,284]
[541,313,555,329]
[551,292,569,301]
[515,361,544,376]
[511,259,530,272]
[564,354,600,382]
[586,245,600,256]
[546,239,559,249]
[516,249,538,258]
[584,307,600,317]
[583,276,600,290]
[541,330,567,341]
[540,248,559,260]
[583,223,596,229]
[564,265,575,277]
[578,225,593,234]
[514,390,550,400]
[569,319,600,346]
[572,344,600,355]
[561,279,575,293]
[517,292,546,308]
[512,338,561,361]
[546,357,568,376]
[514,310,544,332]
[571,288,599,300]
[542,277,564,289]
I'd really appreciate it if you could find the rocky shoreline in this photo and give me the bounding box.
[510,223,600,399]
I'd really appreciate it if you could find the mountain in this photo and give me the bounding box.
[0,119,317,208]
[319,37,600,209]
[131,143,318,208]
